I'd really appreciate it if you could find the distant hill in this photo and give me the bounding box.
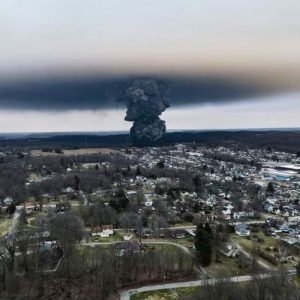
[0,130,300,153]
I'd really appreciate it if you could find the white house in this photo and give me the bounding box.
[92,225,114,238]
[144,197,153,207]
[235,224,250,237]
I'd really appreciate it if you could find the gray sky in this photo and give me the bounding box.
[0,92,299,132]
[0,0,300,131]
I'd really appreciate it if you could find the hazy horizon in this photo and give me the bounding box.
[1,1,300,132]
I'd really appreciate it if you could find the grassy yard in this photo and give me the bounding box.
[173,222,193,228]
[131,289,177,300]
[27,211,48,227]
[174,236,194,248]
[206,252,251,277]
[140,243,178,253]
[0,216,12,236]
[233,231,300,269]
[292,276,300,288]
[235,231,277,252]
[131,286,201,300]
[80,244,114,256]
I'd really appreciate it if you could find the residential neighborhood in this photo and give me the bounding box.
[0,142,300,299]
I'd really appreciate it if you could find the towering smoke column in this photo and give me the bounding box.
[117,79,169,146]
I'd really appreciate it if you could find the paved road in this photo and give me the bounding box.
[83,240,193,253]
[229,220,265,226]
[120,270,296,300]
[8,211,20,236]
[6,208,21,247]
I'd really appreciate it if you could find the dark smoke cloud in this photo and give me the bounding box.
[115,79,169,145]
[0,74,276,111]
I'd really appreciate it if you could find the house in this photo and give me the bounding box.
[144,198,153,207]
[265,218,277,227]
[91,225,114,238]
[15,228,50,242]
[38,241,63,264]
[233,211,247,220]
[219,244,239,258]
[2,196,13,206]
[114,241,141,256]
[123,233,133,241]
[235,224,250,236]
[170,228,187,239]
[222,203,234,216]
[280,223,290,233]
[281,237,298,245]
[288,227,299,236]
[62,187,74,194]
[126,190,137,199]
[55,203,66,213]
[135,227,152,238]
[206,196,217,207]
[24,202,36,215]
[264,203,274,213]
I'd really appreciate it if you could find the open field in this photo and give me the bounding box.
[30,147,121,157]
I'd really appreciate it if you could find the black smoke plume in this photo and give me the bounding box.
[116,79,169,146]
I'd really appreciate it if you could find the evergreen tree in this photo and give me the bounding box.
[136,165,142,176]
[7,202,16,215]
[296,262,300,278]
[156,160,165,168]
[74,175,80,190]
[195,223,212,267]
[204,223,212,236]
[267,182,275,194]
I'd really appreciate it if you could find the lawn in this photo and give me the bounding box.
[206,252,251,277]
[143,243,191,254]
[173,222,193,228]
[130,286,201,300]
[235,231,277,252]
[233,231,300,269]
[80,244,114,256]
[27,211,47,227]
[0,216,12,236]
[174,236,195,248]
[131,289,177,300]
[292,276,300,288]
[139,243,175,253]
[233,231,279,264]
